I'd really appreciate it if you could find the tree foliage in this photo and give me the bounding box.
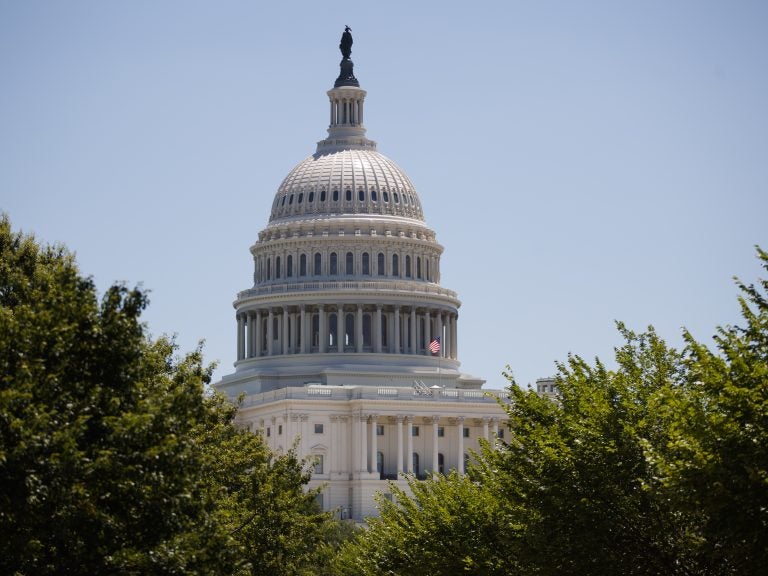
[0,216,341,575]
[335,248,768,576]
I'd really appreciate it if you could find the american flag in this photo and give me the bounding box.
[429,337,441,354]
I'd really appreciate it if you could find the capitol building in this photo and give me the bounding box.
[216,29,510,521]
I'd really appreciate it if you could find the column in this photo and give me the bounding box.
[436,311,444,358]
[336,305,344,352]
[492,418,499,440]
[359,413,368,473]
[457,417,465,474]
[255,310,262,357]
[452,313,458,359]
[282,307,289,355]
[318,305,326,353]
[244,312,252,358]
[410,308,417,354]
[406,416,414,474]
[432,416,440,477]
[424,311,431,355]
[396,415,404,476]
[393,305,401,354]
[356,305,363,353]
[442,313,449,361]
[299,305,306,354]
[370,414,378,476]
[236,314,244,360]
[329,415,337,476]
[483,417,490,441]
[266,309,274,356]
[374,305,382,353]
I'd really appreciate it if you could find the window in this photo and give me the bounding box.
[314,252,322,276]
[463,427,470,438]
[405,255,411,277]
[275,256,281,279]
[330,252,338,275]
[437,426,445,437]
[498,428,505,439]
[394,192,400,204]
[363,314,372,347]
[300,254,307,276]
[371,189,378,202]
[362,252,370,275]
[345,189,352,201]
[376,451,384,474]
[412,453,420,476]
[438,453,445,474]
[403,194,409,205]
[320,190,326,202]
[289,194,294,205]
[308,191,315,203]
[345,252,354,275]
[266,258,271,280]
[266,427,271,437]
[376,424,384,436]
[412,425,420,437]
[314,454,324,475]
[392,254,399,276]
[287,255,293,277]
[278,424,283,435]
[417,257,422,279]
[383,190,389,202]
[332,189,339,202]
[298,192,303,203]
[377,252,385,276]
[314,423,324,434]
[345,313,355,346]
[281,196,286,206]
[358,189,365,201]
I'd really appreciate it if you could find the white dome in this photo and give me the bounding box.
[269,148,425,222]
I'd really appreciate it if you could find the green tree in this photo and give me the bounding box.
[335,250,768,575]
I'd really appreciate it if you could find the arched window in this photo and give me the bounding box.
[426,259,430,281]
[383,190,389,203]
[403,194,409,205]
[438,453,445,474]
[267,258,271,280]
[308,191,315,203]
[314,253,322,276]
[362,252,370,275]
[358,189,365,202]
[311,314,319,347]
[320,190,326,202]
[345,189,352,202]
[275,256,281,279]
[261,317,268,351]
[377,451,384,476]
[377,253,385,276]
[300,254,307,276]
[281,196,286,206]
[345,313,355,347]
[363,313,372,348]
[329,313,338,349]
[371,189,378,202]
[381,316,388,348]
[288,194,294,205]
[345,252,354,275]
[394,192,400,204]
[417,256,422,279]
[330,252,338,275]
[298,192,304,204]
[392,254,399,277]
[405,255,411,278]
[332,190,339,202]
[287,255,293,277]
[412,453,420,476]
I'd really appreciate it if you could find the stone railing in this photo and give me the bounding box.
[237,279,458,301]
[238,385,507,408]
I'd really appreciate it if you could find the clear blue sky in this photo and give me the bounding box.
[2,1,767,389]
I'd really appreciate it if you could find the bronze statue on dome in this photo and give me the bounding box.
[340,26,353,59]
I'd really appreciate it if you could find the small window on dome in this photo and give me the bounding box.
[403,194,409,205]
[383,191,389,203]
[345,189,352,202]
[308,191,314,203]
[298,193,304,204]
[289,194,294,205]
[393,192,400,204]
[319,190,325,202]
[358,189,364,202]
[333,190,339,202]
[281,196,287,206]
[371,190,378,202]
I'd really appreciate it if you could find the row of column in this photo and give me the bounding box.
[355,414,501,477]
[236,304,458,360]
[330,96,363,126]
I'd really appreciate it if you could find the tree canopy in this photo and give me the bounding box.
[335,248,768,576]
[0,216,342,575]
